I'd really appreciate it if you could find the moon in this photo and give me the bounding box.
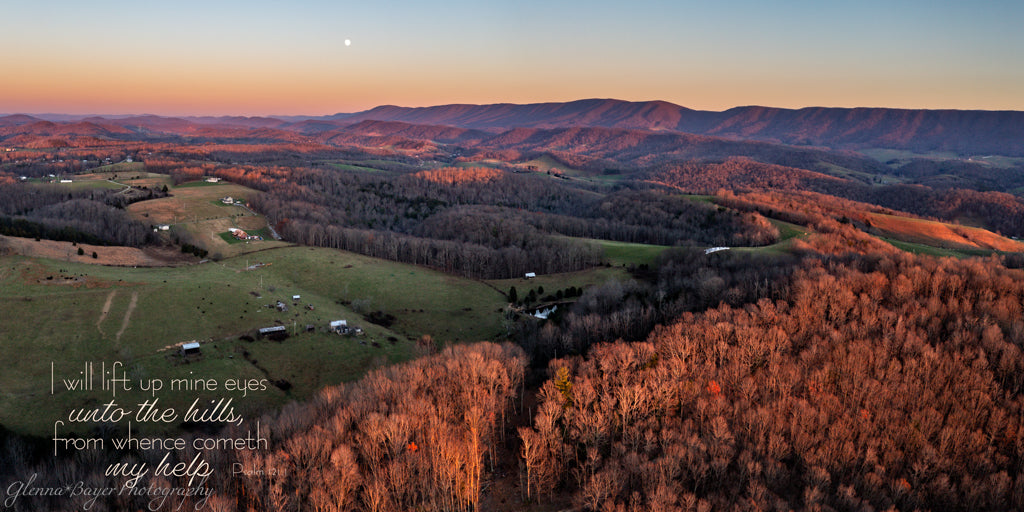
[344,39,351,47]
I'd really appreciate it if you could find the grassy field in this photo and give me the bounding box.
[877,237,995,258]
[592,239,670,267]
[517,155,579,174]
[0,245,507,435]
[127,181,289,258]
[324,162,392,174]
[770,219,809,242]
[53,179,126,191]
[863,212,1024,252]
[322,158,424,173]
[487,266,629,301]
[859,148,964,167]
[91,162,146,174]
[457,159,507,170]
[175,180,222,188]
[49,169,173,191]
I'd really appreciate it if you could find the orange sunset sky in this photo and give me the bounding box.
[2,0,1022,116]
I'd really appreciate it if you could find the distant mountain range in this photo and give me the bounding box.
[3,99,1024,155]
[323,99,1024,156]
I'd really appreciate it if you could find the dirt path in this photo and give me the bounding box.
[96,290,118,336]
[115,291,138,341]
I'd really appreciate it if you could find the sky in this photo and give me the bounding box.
[2,0,1022,116]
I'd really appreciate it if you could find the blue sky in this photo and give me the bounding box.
[2,0,1021,114]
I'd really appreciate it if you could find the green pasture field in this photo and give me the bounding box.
[52,179,126,191]
[730,237,802,257]
[322,159,423,173]
[456,160,507,170]
[175,180,222,188]
[91,162,146,174]
[0,245,507,435]
[680,194,717,203]
[325,162,391,173]
[518,155,579,174]
[592,239,670,267]
[878,237,997,259]
[486,266,629,301]
[770,219,809,242]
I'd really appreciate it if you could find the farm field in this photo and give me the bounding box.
[127,180,290,258]
[486,266,628,301]
[0,245,508,435]
[591,238,669,267]
[0,235,190,266]
[863,212,1024,252]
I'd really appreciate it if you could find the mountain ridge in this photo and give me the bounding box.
[4,99,1023,155]
[325,99,1024,155]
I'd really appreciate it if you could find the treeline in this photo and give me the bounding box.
[523,252,1024,510]
[0,184,154,247]
[0,216,110,245]
[278,218,601,279]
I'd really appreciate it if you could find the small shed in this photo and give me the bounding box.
[292,295,301,301]
[181,342,201,356]
[259,325,287,336]
[525,272,537,279]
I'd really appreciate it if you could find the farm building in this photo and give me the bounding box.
[525,272,537,279]
[258,326,287,336]
[228,227,263,241]
[292,295,301,301]
[221,196,234,204]
[205,177,221,183]
[181,342,201,356]
[329,320,349,334]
